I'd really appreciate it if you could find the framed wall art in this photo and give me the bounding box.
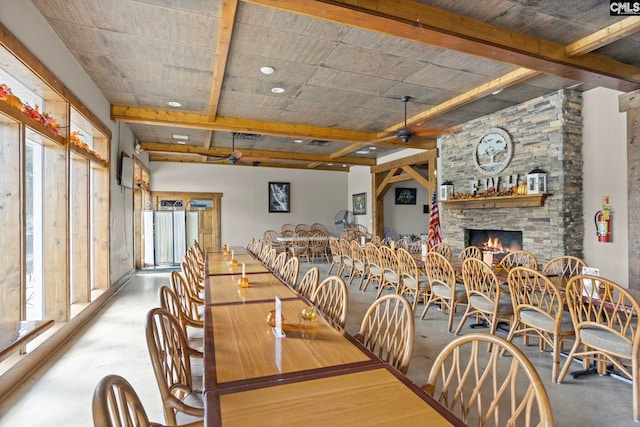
[352,192,366,215]
[268,182,290,213]
[395,188,417,205]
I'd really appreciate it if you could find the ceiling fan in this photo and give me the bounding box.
[205,133,268,165]
[369,96,458,144]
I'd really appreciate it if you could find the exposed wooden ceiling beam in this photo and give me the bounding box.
[246,0,640,91]
[203,130,213,149]
[384,69,541,135]
[565,16,640,56]
[139,141,376,165]
[208,0,238,120]
[148,155,349,171]
[112,105,430,149]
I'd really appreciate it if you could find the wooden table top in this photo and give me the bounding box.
[203,298,375,390]
[204,272,298,305]
[206,365,464,426]
[206,257,270,276]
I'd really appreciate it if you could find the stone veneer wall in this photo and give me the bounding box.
[439,89,583,266]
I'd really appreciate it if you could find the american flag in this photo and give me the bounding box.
[427,190,442,248]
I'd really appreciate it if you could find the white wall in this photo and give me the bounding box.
[582,87,628,285]
[0,0,135,283]
[151,162,347,245]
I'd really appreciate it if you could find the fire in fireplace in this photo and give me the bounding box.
[466,229,523,264]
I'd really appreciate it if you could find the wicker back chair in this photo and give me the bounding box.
[92,374,204,427]
[424,333,553,427]
[311,276,348,328]
[355,294,415,374]
[558,275,640,421]
[145,308,204,425]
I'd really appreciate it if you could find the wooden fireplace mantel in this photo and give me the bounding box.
[441,194,547,209]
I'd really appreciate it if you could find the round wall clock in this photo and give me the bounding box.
[472,127,513,176]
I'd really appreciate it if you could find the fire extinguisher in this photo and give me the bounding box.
[594,209,611,242]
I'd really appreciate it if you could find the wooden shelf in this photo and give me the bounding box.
[441,194,547,209]
[0,100,65,145]
[70,143,108,167]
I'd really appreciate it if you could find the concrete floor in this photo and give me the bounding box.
[0,261,636,426]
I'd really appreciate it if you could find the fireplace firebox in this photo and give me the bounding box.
[466,229,523,265]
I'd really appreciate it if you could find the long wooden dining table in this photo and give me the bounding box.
[202,246,465,426]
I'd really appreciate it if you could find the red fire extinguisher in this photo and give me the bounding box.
[595,209,611,242]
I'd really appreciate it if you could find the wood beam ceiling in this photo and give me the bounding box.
[148,155,349,171]
[138,141,376,165]
[207,0,238,120]
[111,105,431,149]
[246,0,640,92]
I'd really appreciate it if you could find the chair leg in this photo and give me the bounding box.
[420,297,433,320]
[557,339,581,383]
[633,355,639,422]
[446,302,456,333]
[454,306,472,335]
[552,333,560,383]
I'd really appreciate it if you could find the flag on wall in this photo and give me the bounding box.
[427,190,442,248]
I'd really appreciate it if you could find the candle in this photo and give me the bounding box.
[231,249,235,259]
[242,263,246,277]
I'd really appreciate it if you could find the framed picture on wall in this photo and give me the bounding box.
[269,182,290,213]
[395,188,417,205]
[352,192,366,215]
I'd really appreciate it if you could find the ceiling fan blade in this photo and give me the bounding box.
[205,155,228,163]
[367,133,400,144]
[241,156,270,162]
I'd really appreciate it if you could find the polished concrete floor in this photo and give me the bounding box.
[0,261,636,426]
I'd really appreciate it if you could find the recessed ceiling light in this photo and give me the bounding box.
[342,164,347,167]
[294,139,303,143]
[172,134,189,141]
[327,163,333,166]
[175,140,187,145]
[369,146,377,150]
[271,87,285,94]
[260,66,275,75]
[491,89,503,95]
[355,150,370,154]
[168,101,181,107]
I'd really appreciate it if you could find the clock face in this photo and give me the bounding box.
[472,128,513,176]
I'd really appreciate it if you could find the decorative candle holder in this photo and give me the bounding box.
[238,276,250,288]
[224,250,231,261]
[230,258,238,268]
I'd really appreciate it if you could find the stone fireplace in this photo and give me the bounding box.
[438,90,584,266]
